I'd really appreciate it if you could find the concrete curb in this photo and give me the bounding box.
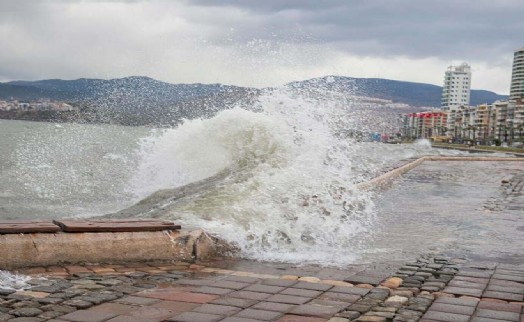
[0,229,227,270]
[357,155,524,191]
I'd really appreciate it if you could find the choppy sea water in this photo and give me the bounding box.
[0,89,519,270]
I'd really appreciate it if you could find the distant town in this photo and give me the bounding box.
[401,46,524,147]
[0,99,77,112]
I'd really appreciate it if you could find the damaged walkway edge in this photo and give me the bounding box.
[0,229,227,270]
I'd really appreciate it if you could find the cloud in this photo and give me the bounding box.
[0,0,521,93]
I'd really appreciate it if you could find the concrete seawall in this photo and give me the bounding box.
[0,229,227,270]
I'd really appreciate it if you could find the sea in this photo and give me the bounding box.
[1,87,522,284]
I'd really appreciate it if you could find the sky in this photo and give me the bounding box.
[0,0,523,94]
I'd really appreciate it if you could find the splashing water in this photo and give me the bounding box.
[0,270,31,290]
[118,88,438,265]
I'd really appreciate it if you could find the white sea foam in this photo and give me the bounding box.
[0,270,31,290]
[126,88,440,265]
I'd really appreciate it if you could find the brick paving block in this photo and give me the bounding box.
[150,300,201,313]
[266,294,312,305]
[175,278,216,286]
[88,303,139,315]
[196,286,234,295]
[483,291,523,301]
[456,270,493,279]
[442,286,483,297]
[471,318,514,322]
[143,292,218,303]
[292,282,333,292]
[477,300,522,312]
[135,286,194,300]
[474,308,520,321]
[290,304,342,318]
[235,308,284,320]
[448,280,487,289]
[262,279,299,287]
[278,314,329,322]
[114,295,160,305]
[229,291,272,301]
[105,316,144,322]
[308,299,348,309]
[486,284,524,294]
[343,276,383,286]
[193,303,242,316]
[210,281,251,290]
[169,311,223,322]
[243,284,286,294]
[423,310,470,322]
[492,274,524,283]
[220,318,269,322]
[60,310,117,322]
[496,269,524,276]
[210,297,258,308]
[453,276,490,284]
[489,279,524,288]
[125,306,174,320]
[318,292,360,304]
[428,303,476,315]
[281,288,323,298]
[252,301,298,313]
[330,286,370,296]
[225,275,261,284]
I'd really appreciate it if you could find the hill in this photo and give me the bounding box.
[286,76,508,107]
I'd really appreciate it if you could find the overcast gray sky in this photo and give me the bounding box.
[1,0,522,94]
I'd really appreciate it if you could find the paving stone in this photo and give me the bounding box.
[281,288,323,298]
[61,299,93,309]
[229,291,272,301]
[277,315,329,322]
[336,311,360,319]
[442,287,483,297]
[195,286,234,296]
[456,270,492,279]
[483,291,523,301]
[428,303,476,315]
[114,295,160,305]
[486,284,524,294]
[262,279,298,287]
[169,311,223,322]
[193,303,243,316]
[435,296,480,307]
[235,308,284,320]
[296,303,345,317]
[210,297,258,309]
[59,309,117,322]
[423,311,470,322]
[355,316,386,322]
[0,313,13,322]
[10,308,43,317]
[243,284,286,294]
[491,274,524,283]
[139,289,218,303]
[3,318,43,322]
[209,281,251,290]
[249,300,300,315]
[330,287,369,296]
[293,282,333,292]
[477,300,522,312]
[36,297,64,305]
[344,276,383,286]
[474,308,520,321]
[266,294,312,305]
[448,280,487,289]
[221,317,270,322]
[318,292,360,303]
[489,279,524,287]
[37,311,63,319]
[346,304,372,314]
[364,311,395,319]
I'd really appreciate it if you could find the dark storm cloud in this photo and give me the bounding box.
[189,0,524,61]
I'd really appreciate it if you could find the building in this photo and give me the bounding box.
[441,63,472,111]
[405,111,448,139]
[510,47,524,100]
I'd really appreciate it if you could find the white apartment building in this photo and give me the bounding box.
[441,62,472,110]
[510,47,524,100]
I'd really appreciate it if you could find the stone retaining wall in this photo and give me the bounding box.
[0,229,226,270]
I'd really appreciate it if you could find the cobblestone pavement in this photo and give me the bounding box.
[1,256,523,322]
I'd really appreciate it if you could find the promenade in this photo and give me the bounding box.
[1,155,523,321]
[0,256,523,322]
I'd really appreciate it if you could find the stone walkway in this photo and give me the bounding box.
[1,256,523,322]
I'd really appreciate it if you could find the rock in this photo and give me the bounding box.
[391,290,413,298]
[356,284,374,289]
[0,288,16,296]
[365,311,395,318]
[11,301,40,309]
[14,291,50,299]
[381,277,402,289]
[61,299,93,309]
[37,310,64,319]
[0,313,13,322]
[356,316,386,322]
[321,280,354,287]
[10,307,44,317]
[298,276,321,283]
[337,311,361,319]
[384,295,409,306]
[328,318,350,322]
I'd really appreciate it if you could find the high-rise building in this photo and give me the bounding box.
[510,47,524,100]
[441,63,472,111]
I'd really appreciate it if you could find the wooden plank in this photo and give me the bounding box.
[52,219,181,233]
[0,221,61,234]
